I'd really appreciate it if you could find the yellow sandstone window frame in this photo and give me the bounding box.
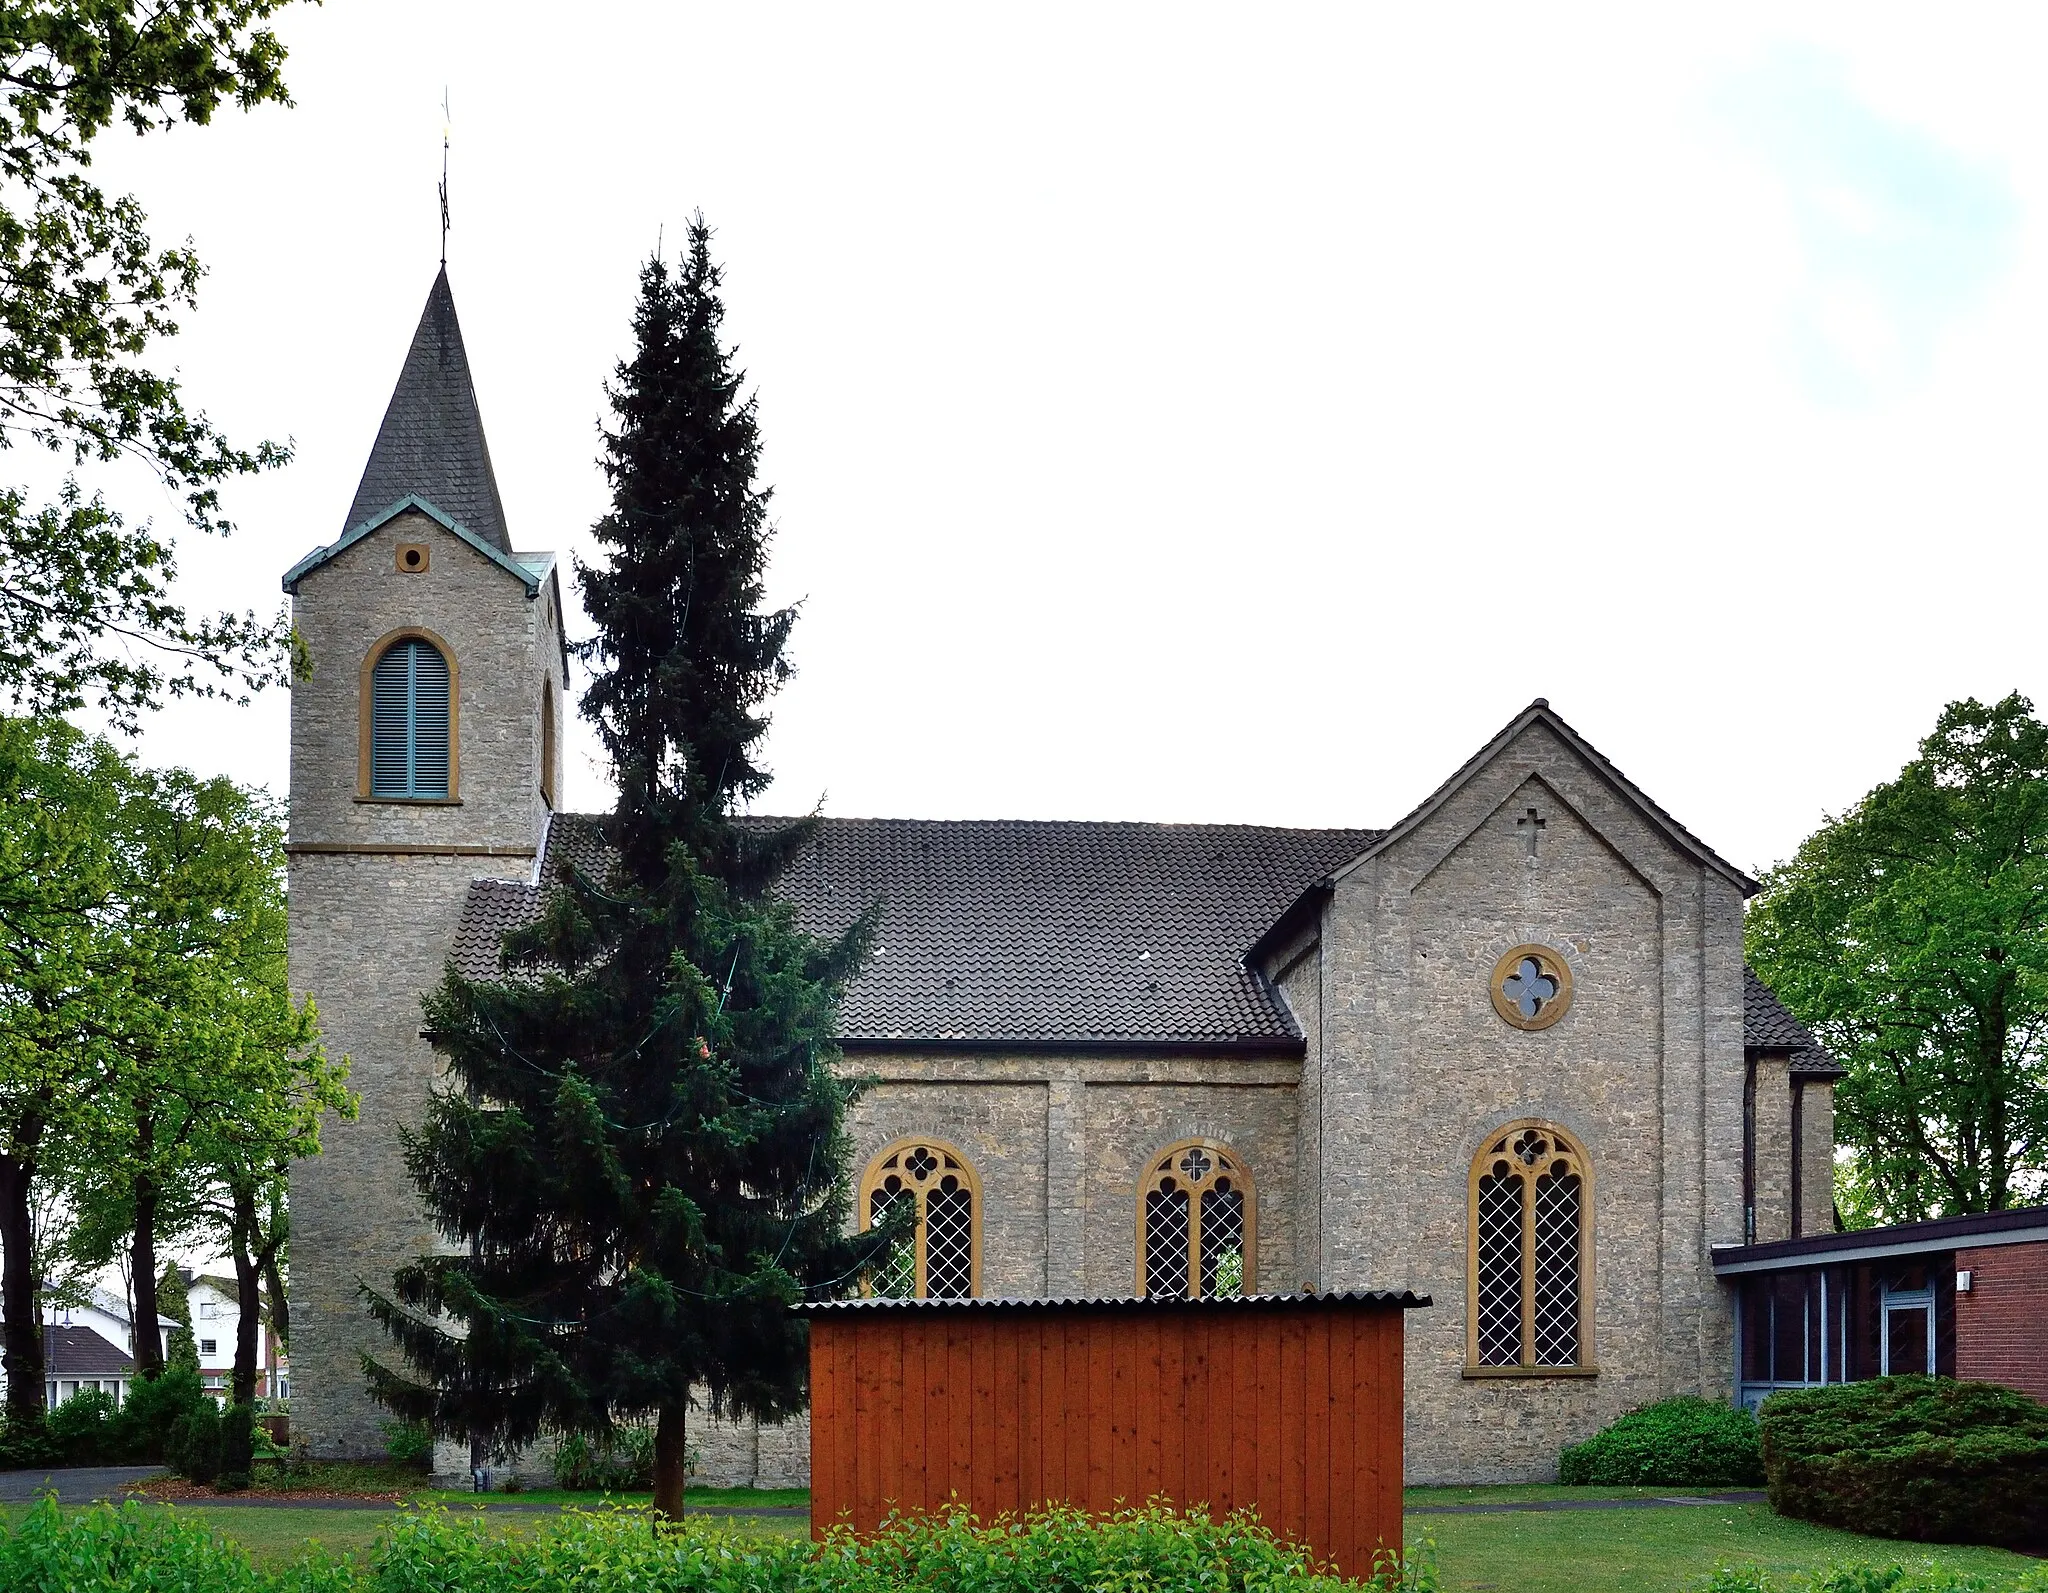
[1465,1118,1596,1376]
[858,1136,983,1298]
[1134,1136,1258,1298]
[357,626,461,803]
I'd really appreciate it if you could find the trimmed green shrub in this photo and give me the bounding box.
[166,1399,222,1486]
[1559,1396,1764,1486]
[47,1389,117,1465]
[1760,1376,2048,1547]
[107,1367,208,1464]
[218,1402,256,1491]
[381,1417,433,1472]
[0,1410,57,1471]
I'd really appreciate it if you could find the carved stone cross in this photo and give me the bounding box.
[1517,806,1546,859]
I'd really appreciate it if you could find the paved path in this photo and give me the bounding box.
[0,1467,166,1505]
[1407,1492,1766,1515]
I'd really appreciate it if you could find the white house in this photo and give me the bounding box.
[186,1272,286,1402]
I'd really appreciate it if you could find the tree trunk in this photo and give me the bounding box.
[228,1185,262,1409]
[260,1249,288,1357]
[129,1116,164,1378]
[0,1148,46,1422]
[652,1401,688,1522]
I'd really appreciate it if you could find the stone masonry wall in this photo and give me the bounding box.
[1306,719,1746,1483]
[287,511,552,1457]
[1799,1082,1836,1238]
[1751,1056,1792,1244]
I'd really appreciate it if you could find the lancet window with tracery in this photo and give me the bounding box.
[1468,1122,1592,1372]
[1137,1139,1256,1297]
[859,1138,980,1299]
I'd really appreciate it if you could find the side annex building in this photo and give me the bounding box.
[284,271,1840,1485]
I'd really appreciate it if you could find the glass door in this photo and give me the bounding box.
[1880,1283,1934,1375]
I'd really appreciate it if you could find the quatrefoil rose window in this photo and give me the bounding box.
[1489,944,1573,1031]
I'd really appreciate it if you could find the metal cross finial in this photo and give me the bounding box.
[439,89,452,267]
[1517,806,1546,859]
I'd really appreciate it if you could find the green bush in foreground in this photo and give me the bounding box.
[1701,1560,2048,1593]
[0,1495,1432,1592]
[1559,1396,1764,1486]
[1760,1377,2048,1547]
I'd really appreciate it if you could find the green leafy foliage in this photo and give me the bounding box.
[1760,1376,2048,1547]
[166,1397,222,1486]
[1746,694,2048,1221]
[1701,1560,2048,1593]
[0,1,307,726]
[0,1497,1435,1592]
[46,1385,114,1461]
[0,1495,354,1593]
[1559,1396,1764,1486]
[549,1424,656,1490]
[219,1401,256,1490]
[380,1418,433,1471]
[0,1407,55,1468]
[109,1365,207,1463]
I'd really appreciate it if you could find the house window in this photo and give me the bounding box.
[1468,1121,1593,1373]
[363,632,455,799]
[198,1301,217,1320]
[1137,1138,1256,1297]
[859,1138,980,1298]
[199,1339,217,1357]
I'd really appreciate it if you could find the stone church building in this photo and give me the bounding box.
[285,272,1840,1484]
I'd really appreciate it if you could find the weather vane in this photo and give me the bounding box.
[439,88,451,267]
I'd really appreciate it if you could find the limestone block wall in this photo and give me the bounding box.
[1798,1081,1837,1237]
[288,510,558,853]
[1304,719,1746,1483]
[289,851,528,1456]
[841,1051,1302,1300]
[1751,1057,1793,1244]
[286,511,556,1457]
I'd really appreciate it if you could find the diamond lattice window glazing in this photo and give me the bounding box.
[1137,1139,1255,1298]
[859,1139,980,1298]
[1467,1123,1591,1372]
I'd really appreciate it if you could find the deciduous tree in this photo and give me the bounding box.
[0,1,303,725]
[1748,693,2048,1222]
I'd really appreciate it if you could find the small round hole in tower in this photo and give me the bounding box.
[396,543,430,573]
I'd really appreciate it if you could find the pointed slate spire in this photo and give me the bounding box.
[344,267,512,552]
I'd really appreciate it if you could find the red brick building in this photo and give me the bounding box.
[1712,1205,2048,1406]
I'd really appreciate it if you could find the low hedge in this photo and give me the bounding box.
[1559,1396,1764,1486]
[1759,1376,2048,1548]
[0,1495,1431,1593]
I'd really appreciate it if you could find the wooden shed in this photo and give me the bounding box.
[799,1289,1428,1575]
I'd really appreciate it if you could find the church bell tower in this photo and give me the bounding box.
[281,269,567,1457]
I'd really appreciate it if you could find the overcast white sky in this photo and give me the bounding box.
[82,4,2048,876]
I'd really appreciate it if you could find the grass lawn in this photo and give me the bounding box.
[1415,1502,2039,1593]
[6,1489,2040,1588]
[413,1483,809,1509]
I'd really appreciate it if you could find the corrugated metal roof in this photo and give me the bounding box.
[793,1290,1432,1314]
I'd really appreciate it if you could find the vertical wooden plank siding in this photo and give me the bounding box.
[807,1298,1412,1575]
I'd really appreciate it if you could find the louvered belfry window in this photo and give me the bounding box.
[860,1139,979,1299]
[370,639,451,798]
[1138,1139,1254,1298]
[1469,1123,1590,1371]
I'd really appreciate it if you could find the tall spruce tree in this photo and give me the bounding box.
[365,216,885,1520]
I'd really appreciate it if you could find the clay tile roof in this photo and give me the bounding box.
[343,267,511,552]
[44,1325,135,1379]
[1744,968,1845,1078]
[448,816,1841,1060]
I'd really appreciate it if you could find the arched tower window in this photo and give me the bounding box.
[540,676,557,809]
[360,630,458,800]
[1136,1138,1256,1298]
[1468,1121,1593,1372]
[859,1137,980,1298]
